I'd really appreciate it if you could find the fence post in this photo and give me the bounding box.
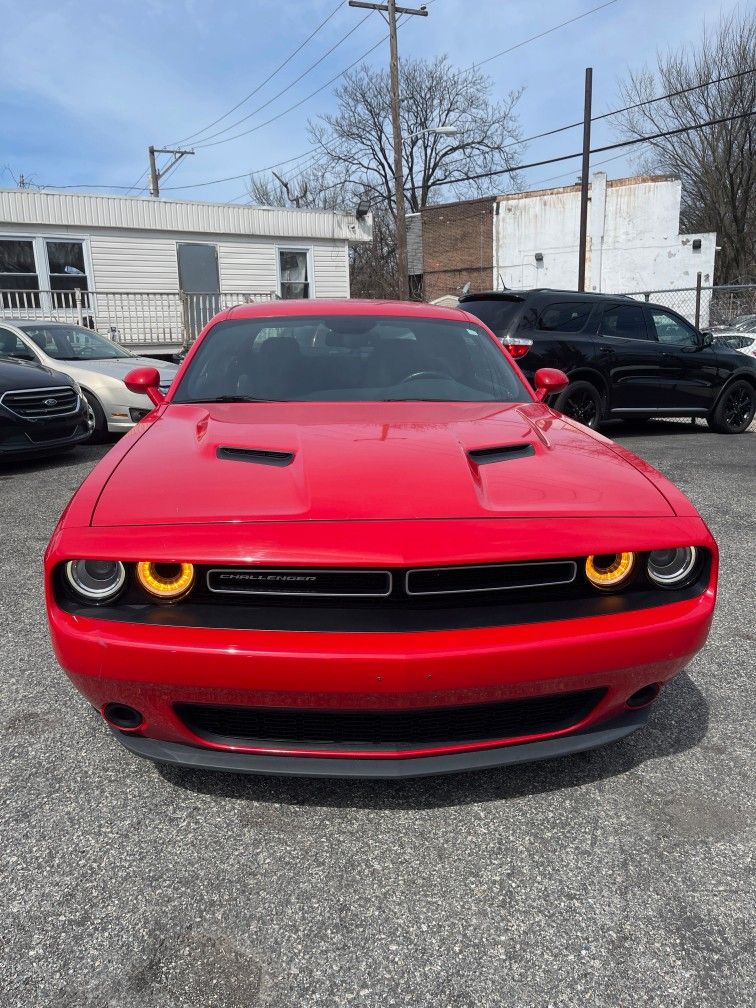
[180,291,190,348]
[694,272,702,330]
[74,287,83,326]
[643,293,650,302]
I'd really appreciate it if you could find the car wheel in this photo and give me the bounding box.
[706,380,756,434]
[83,392,108,443]
[554,381,602,428]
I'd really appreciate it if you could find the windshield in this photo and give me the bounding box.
[19,325,133,361]
[172,314,530,404]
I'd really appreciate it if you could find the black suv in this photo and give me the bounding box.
[460,289,756,434]
[0,356,92,459]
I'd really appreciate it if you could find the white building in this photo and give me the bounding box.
[0,189,372,353]
[493,173,716,309]
[412,173,717,324]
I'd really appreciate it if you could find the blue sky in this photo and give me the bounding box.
[0,0,744,204]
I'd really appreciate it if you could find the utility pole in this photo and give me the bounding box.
[349,1,429,300]
[147,146,195,198]
[577,67,592,292]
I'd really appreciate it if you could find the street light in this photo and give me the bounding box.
[407,126,460,140]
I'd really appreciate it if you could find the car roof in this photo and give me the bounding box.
[459,289,632,302]
[225,298,470,322]
[2,318,79,328]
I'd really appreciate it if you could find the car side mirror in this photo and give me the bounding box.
[700,330,714,347]
[125,367,164,406]
[533,367,569,401]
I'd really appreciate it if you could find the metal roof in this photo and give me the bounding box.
[0,189,372,242]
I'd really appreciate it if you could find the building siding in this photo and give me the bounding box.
[419,197,494,302]
[0,188,372,243]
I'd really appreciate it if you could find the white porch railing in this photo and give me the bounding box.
[0,289,277,348]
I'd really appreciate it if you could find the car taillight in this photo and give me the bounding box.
[500,336,533,359]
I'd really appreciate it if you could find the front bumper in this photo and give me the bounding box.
[49,588,714,772]
[46,515,717,776]
[115,707,650,777]
[0,402,92,456]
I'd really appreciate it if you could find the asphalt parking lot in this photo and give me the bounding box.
[1,419,754,1008]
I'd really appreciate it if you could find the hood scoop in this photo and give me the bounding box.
[217,446,295,467]
[468,443,535,465]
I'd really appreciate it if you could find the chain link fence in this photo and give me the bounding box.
[619,283,756,330]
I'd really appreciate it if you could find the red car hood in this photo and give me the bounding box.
[91,401,674,526]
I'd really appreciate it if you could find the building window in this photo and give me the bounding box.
[0,239,40,309]
[46,240,90,308]
[278,248,310,299]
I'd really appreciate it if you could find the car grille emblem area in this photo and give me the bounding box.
[44,398,58,406]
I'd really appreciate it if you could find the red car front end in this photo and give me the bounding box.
[45,301,717,777]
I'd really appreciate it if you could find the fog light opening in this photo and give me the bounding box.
[626,683,661,710]
[103,703,144,730]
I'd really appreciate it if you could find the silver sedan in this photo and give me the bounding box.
[0,320,177,440]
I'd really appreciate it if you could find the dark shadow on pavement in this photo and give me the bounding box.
[0,441,114,478]
[156,670,709,811]
[600,418,711,439]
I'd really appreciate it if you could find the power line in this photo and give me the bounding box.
[37,58,755,197]
[172,0,346,146]
[191,3,432,149]
[38,148,315,192]
[465,0,620,72]
[193,30,392,149]
[188,11,375,147]
[443,110,756,187]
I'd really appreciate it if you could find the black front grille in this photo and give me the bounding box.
[176,689,605,752]
[2,386,79,420]
[406,561,576,595]
[208,567,392,597]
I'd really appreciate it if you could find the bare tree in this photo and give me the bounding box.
[615,8,756,283]
[248,56,523,296]
[308,55,523,215]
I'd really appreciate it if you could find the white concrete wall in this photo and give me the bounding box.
[492,175,716,322]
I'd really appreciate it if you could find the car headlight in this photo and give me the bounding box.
[646,547,698,588]
[136,561,195,600]
[65,560,126,603]
[585,552,636,591]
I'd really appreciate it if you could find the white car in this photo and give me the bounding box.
[713,316,756,359]
[0,320,177,440]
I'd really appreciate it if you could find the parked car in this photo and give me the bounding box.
[459,289,756,433]
[0,354,92,459]
[714,331,756,359]
[710,313,756,333]
[0,320,178,441]
[46,299,716,778]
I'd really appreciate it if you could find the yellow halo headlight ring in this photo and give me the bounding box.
[585,552,636,591]
[135,561,195,601]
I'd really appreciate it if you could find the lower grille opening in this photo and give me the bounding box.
[176,689,606,752]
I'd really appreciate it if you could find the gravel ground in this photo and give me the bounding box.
[1,419,754,1008]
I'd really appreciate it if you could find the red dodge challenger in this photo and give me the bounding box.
[45,300,717,777]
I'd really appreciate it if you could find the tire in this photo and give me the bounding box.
[83,391,108,443]
[706,380,756,434]
[554,380,603,429]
